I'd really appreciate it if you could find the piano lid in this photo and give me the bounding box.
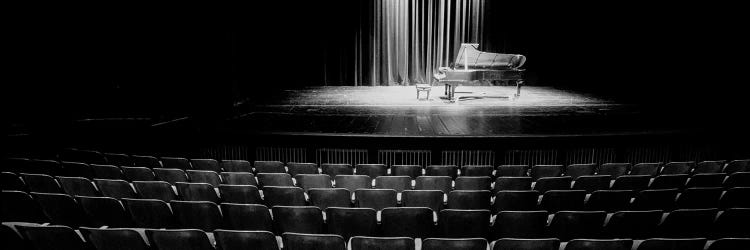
[453,43,526,70]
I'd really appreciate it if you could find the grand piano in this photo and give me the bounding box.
[435,43,526,102]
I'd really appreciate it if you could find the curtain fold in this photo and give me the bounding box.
[353,0,485,86]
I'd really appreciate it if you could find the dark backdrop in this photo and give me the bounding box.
[6,2,747,126]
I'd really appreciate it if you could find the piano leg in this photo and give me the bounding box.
[450,84,458,102]
[513,80,523,99]
[444,84,448,95]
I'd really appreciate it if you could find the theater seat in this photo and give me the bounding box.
[57,176,100,197]
[530,165,564,181]
[153,168,188,185]
[221,160,253,173]
[565,163,597,180]
[426,165,459,179]
[661,161,695,175]
[308,188,351,210]
[254,160,286,174]
[169,200,223,231]
[296,174,333,191]
[350,236,414,250]
[707,238,750,250]
[375,176,412,192]
[287,162,319,176]
[146,229,214,250]
[415,176,453,193]
[539,190,586,212]
[676,187,723,209]
[460,165,494,178]
[686,173,726,188]
[1,190,49,223]
[77,196,133,227]
[257,173,294,188]
[631,188,678,211]
[262,186,306,207]
[219,184,262,204]
[533,176,572,193]
[131,155,162,168]
[220,203,274,231]
[80,227,150,250]
[712,208,750,238]
[1,172,27,191]
[547,211,607,241]
[321,163,354,177]
[220,172,258,186]
[564,239,632,250]
[355,164,388,179]
[401,190,444,212]
[176,182,219,203]
[355,189,397,211]
[190,159,221,172]
[103,153,132,167]
[603,210,663,239]
[17,225,88,250]
[454,176,492,191]
[391,165,422,179]
[90,164,124,180]
[325,207,378,239]
[94,179,136,199]
[60,162,95,179]
[186,170,221,187]
[32,192,92,227]
[658,208,718,238]
[585,190,633,212]
[490,238,560,250]
[694,160,725,174]
[132,181,177,202]
[720,187,750,208]
[21,174,63,193]
[636,238,707,250]
[438,209,490,238]
[597,163,630,179]
[493,190,539,212]
[631,163,660,176]
[381,207,434,238]
[572,175,610,192]
[496,164,529,177]
[723,159,749,174]
[447,190,490,210]
[215,230,280,250]
[121,167,156,182]
[272,206,324,234]
[283,233,346,250]
[160,157,191,170]
[335,175,372,193]
[422,238,488,250]
[494,176,532,192]
[122,198,177,229]
[492,210,548,239]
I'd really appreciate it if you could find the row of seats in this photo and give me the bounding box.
[4,173,749,213]
[6,223,749,250]
[6,156,750,180]
[4,167,749,196]
[4,190,750,240]
[5,173,750,213]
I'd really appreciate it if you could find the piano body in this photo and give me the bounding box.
[435,43,526,102]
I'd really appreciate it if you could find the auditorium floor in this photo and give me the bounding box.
[229,86,691,137]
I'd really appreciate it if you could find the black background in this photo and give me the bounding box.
[6,2,747,125]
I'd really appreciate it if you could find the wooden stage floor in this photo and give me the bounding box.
[229,86,691,137]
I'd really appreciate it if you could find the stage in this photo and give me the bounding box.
[229,86,689,138]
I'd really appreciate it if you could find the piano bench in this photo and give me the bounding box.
[415,84,431,100]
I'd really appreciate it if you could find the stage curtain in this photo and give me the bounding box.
[347,0,485,86]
